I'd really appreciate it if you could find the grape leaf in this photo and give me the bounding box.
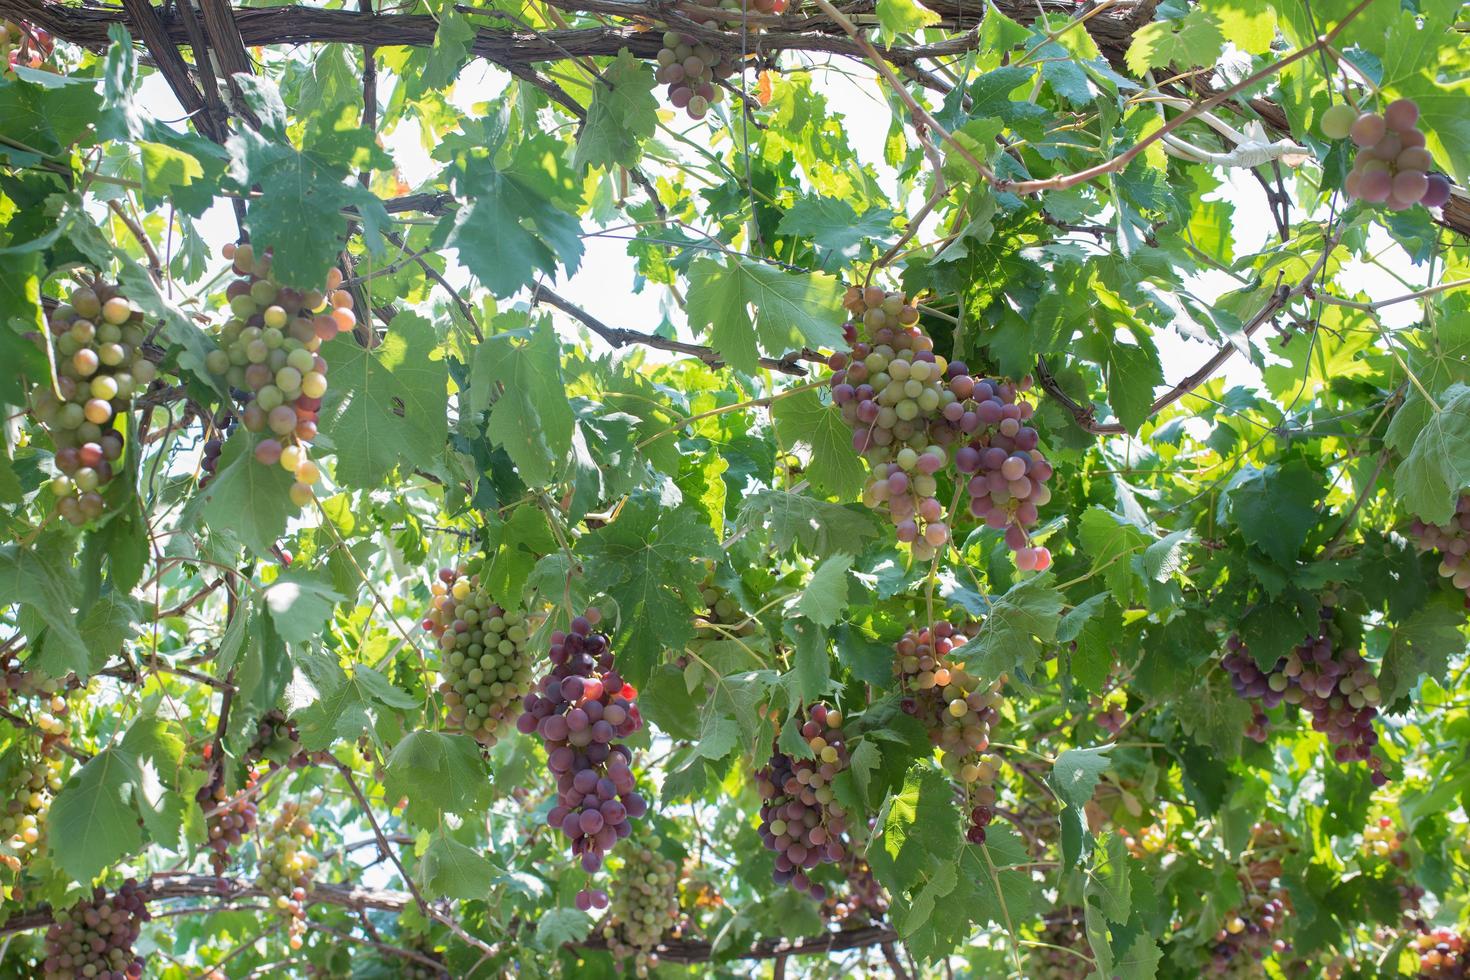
[200,432,297,557]
[771,388,866,499]
[1377,593,1464,707]
[48,745,144,881]
[869,765,961,894]
[573,49,658,172]
[471,321,574,487]
[418,826,498,901]
[1078,508,1150,604]
[1088,834,1133,924]
[296,665,419,750]
[736,490,881,558]
[0,537,87,677]
[581,494,719,687]
[1394,383,1470,524]
[877,0,940,41]
[261,571,343,644]
[1228,459,1326,565]
[686,256,846,375]
[1125,8,1225,75]
[229,127,389,287]
[1049,745,1113,810]
[321,313,449,489]
[792,553,852,627]
[776,197,896,266]
[947,574,1064,678]
[0,67,105,155]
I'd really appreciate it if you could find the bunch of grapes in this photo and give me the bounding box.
[28,282,161,525]
[1093,690,1127,736]
[950,373,1053,570]
[242,709,306,771]
[0,751,62,868]
[755,702,850,898]
[1322,100,1453,210]
[655,32,732,121]
[1206,885,1292,978]
[601,833,682,977]
[0,660,71,735]
[1027,907,1088,980]
[423,567,535,746]
[42,880,151,980]
[830,287,954,558]
[890,620,1005,843]
[820,853,887,925]
[694,577,757,641]
[1416,927,1468,978]
[1364,816,1408,865]
[515,609,647,903]
[197,772,258,874]
[257,799,320,950]
[1,19,54,72]
[830,286,1052,565]
[1408,496,1470,597]
[1124,823,1167,859]
[198,416,235,489]
[203,242,354,509]
[1222,616,1386,783]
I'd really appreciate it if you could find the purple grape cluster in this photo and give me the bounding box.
[830,285,1053,566]
[1206,886,1291,978]
[198,771,258,874]
[516,609,647,909]
[1223,614,1386,783]
[756,702,850,898]
[1326,99,1453,210]
[198,417,234,489]
[43,880,151,980]
[821,852,887,925]
[654,0,783,120]
[1409,495,1470,596]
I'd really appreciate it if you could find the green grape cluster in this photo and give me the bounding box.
[257,798,320,951]
[0,750,62,869]
[42,880,150,980]
[603,834,682,977]
[423,567,536,746]
[29,281,160,525]
[694,577,756,641]
[203,243,354,509]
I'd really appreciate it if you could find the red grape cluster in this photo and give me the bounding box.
[1028,907,1088,980]
[243,709,307,771]
[655,32,732,121]
[1205,886,1291,978]
[820,853,887,925]
[204,243,353,509]
[258,799,320,951]
[42,880,151,980]
[198,772,258,874]
[1,19,54,72]
[830,285,1052,565]
[1408,495,1470,596]
[1223,613,1386,782]
[515,609,647,905]
[891,621,1005,843]
[423,568,535,746]
[1416,927,1468,978]
[602,833,682,978]
[30,282,161,525]
[1093,690,1127,736]
[755,702,850,898]
[1323,100,1453,210]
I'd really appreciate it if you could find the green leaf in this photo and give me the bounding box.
[386,732,494,823]
[321,314,448,489]
[418,826,497,900]
[261,572,342,644]
[582,495,719,687]
[1228,460,1326,565]
[0,538,87,677]
[296,665,419,750]
[48,745,144,881]
[736,490,881,558]
[771,388,866,499]
[1059,594,1121,693]
[876,0,940,41]
[788,618,832,705]
[1394,383,1470,524]
[200,432,297,557]
[1087,834,1133,925]
[420,1,477,89]
[77,592,141,677]
[776,198,896,265]
[0,68,104,155]
[1378,593,1464,706]
[869,765,962,894]
[1097,329,1165,434]
[1078,508,1150,603]
[793,554,852,627]
[1125,8,1225,75]
[138,140,203,197]
[948,575,1065,678]
[535,908,592,949]
[229,127,388,286]
[472,321,574,487]
[1049,745,1113,810]
[686,256,846,375]
[573,49,658,171]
